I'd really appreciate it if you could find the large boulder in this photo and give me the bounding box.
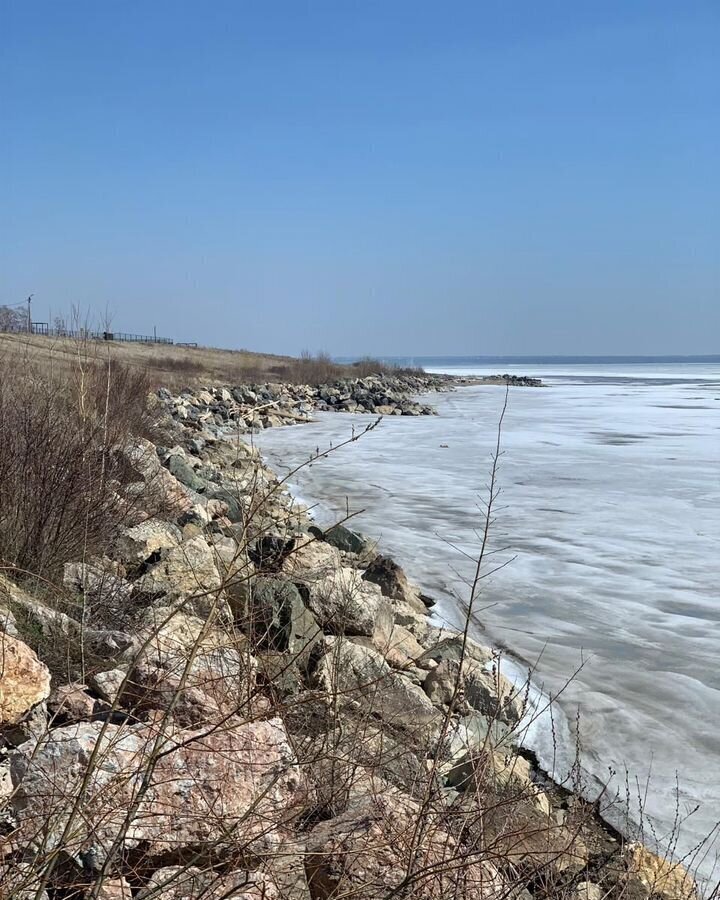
[313,637,439,731]
[137,866,279,899]
[9,717,307,865]
[47,682,97,724]
[370,623,425,669]
[63,562,135,626]
[88,668,127,705]
[247,578,321,664]
[0,861,50,900]
[423,658,523,725]
[619,842,698,900]
[281,538,342,580]
[416,634,493,669]
[439,712,511,775]
[114,519,182,566]
[458,781,588,882]
[309,524,371,556]
[0,576,135,677]
[306,567,393,641]
[305,787,504,899]
[126,608,257,724]
[135,536,222,604]
[463,660,524,725]
[446,745,550,815]
[392,599,433,642]
[207,535,250,580]
[166,453,207,493]
[299,718,429,817]
[206,486,244,523]
[362,554,428,614]
[124,438,194,515]
[0,633,51,725]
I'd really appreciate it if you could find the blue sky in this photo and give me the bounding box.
[1,1,718,355]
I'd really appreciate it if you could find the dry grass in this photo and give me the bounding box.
[0,333,419,389]
[0,332,297,388]
[0,333,422,388]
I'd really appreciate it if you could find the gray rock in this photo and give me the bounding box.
[137,866,279,900]
[304,784,503,898]
[62,562,134,623]
[305,567,393,641]
[314,637,440,731]
[0,861,50,900]
[0,602,18,637]
[206,486,244,523]
[115,519,182,566]
[249,578,321,664]
[423,657,523,726]
[134,536,223,605]
[1,700,48,748]
[309,524,370,555]
[166,453,207,492]
[48,683,96,723]
[88,668,128,705]
[362,554,427,614]
[3,580,135,669]
[437,712,511,780]
[416,634,493,669]
[83,628,138,666]
[463,660,524,725]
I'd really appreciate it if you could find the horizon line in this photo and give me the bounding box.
[339,354,720,363]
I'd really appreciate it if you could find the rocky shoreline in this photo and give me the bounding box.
[159,370,542,432]
[0,373,699,900]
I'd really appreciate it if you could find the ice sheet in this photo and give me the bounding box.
[255,364,720,886]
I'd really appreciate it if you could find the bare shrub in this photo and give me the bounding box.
[350,356,426,377]
[348,355,391,377]
[0,355,169,581]
[291,349,344,385]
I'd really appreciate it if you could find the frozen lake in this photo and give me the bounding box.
[254,361,720,887]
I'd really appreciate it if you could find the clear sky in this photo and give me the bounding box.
[1,1,718,356]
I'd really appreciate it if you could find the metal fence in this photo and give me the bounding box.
[0,322,174,344]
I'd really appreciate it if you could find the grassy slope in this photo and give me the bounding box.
[0,333,325,388]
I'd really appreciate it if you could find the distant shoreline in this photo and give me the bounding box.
[339,354,720,366]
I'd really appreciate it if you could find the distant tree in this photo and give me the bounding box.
[0,305,27,332]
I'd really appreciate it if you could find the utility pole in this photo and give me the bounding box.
[26,294,34,333]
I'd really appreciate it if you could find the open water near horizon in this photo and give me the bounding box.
[254,358,720,889]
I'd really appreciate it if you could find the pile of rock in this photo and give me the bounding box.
[0,404,697,900]
[158,370,546,435]
[477,373,543,387]
[310,371,445,415]
[159,372,449,433]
